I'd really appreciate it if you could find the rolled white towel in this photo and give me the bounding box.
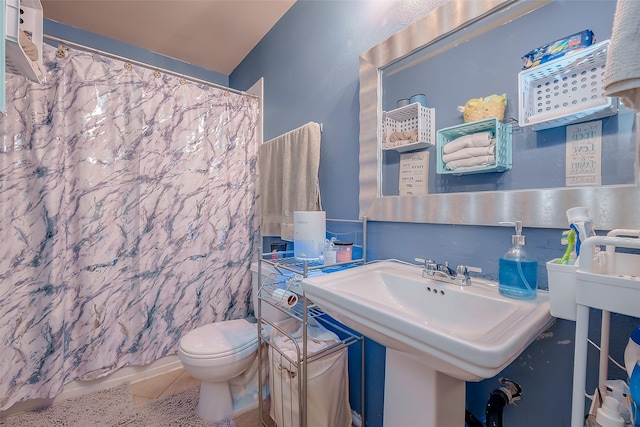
[443,131,493,154]
[442,144,495,163]
[445,155,496,171]
[389,129,418,143]
[604,0,640,111]
[383,129,419,149]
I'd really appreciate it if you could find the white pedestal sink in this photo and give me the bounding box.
[301,260,553,426]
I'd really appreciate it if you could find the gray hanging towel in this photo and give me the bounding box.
[258,122,322,240]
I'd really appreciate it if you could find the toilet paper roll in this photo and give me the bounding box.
[271,288,298,308]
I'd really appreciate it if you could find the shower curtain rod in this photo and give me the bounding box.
[43,34,258,99]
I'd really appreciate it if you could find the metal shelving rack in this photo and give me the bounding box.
[257,218,367,427]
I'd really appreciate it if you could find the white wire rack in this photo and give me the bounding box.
[570,230,640,427]
[257,218,367,427]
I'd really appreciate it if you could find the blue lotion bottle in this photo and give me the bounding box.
[498,221,538,300]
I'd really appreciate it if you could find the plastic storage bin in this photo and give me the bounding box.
[546,259,578,321]
[436,118,512,175]
[546,229,640,322]
[5,0,44,83]
[518,40,618,131]
[382,102,436,152]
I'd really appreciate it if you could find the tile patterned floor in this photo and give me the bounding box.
[130,367,271,426]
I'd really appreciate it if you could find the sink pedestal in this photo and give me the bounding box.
[384,349,465,426]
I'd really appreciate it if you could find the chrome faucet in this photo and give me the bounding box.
[416,258,481,286]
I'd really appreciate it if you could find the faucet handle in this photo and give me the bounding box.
[455,265,469,275]
[455,265,482,286]
[455,265,482,274]
[437,262,456,276]
[415,258,436,269]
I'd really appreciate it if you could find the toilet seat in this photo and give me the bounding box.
[179,319,258,360]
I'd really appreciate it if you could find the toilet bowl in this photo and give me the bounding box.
[177,262,290,422]
[178,319,258,422]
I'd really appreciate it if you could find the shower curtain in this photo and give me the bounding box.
[0,44,260,410]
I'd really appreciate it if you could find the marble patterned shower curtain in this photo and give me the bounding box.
[0,44,260,410]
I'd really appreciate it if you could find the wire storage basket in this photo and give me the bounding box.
[382,102,436,152]
[436,118,512,175]
[518,40,618,131]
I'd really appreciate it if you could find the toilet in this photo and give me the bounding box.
[177,262,286,422]
[178,319,257,421]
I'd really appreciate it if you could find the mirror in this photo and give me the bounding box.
[359,0,640,230]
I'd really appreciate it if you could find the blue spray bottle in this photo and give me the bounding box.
[566,206,596,258]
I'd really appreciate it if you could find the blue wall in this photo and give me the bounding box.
[231,0,638,426]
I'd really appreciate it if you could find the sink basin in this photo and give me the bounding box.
[301,260,553,381]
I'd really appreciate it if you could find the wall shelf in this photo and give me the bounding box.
[382,102,435,152]
[518,40,618,131]
[436,118,512,175]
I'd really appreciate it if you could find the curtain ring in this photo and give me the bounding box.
[56,43,68,58]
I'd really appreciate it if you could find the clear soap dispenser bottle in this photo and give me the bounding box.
[498,221,538,300]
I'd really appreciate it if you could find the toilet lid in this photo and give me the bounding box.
[179,319,257,357]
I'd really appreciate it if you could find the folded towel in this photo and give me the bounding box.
[445,155,496,171]
[443,131,493,154]
[604,0,640,111]
[259,122,322,240]
[441,143,495,163]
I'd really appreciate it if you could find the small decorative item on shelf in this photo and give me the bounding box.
[382,102,435,152]
[409,94,427,107]
[436,118,512,175]
[457,94,507,123]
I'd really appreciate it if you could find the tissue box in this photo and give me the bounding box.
[546,259,578,321]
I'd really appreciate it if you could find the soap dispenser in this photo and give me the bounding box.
[498,221,538,300]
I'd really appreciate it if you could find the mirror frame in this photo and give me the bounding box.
[359,0,640,230]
